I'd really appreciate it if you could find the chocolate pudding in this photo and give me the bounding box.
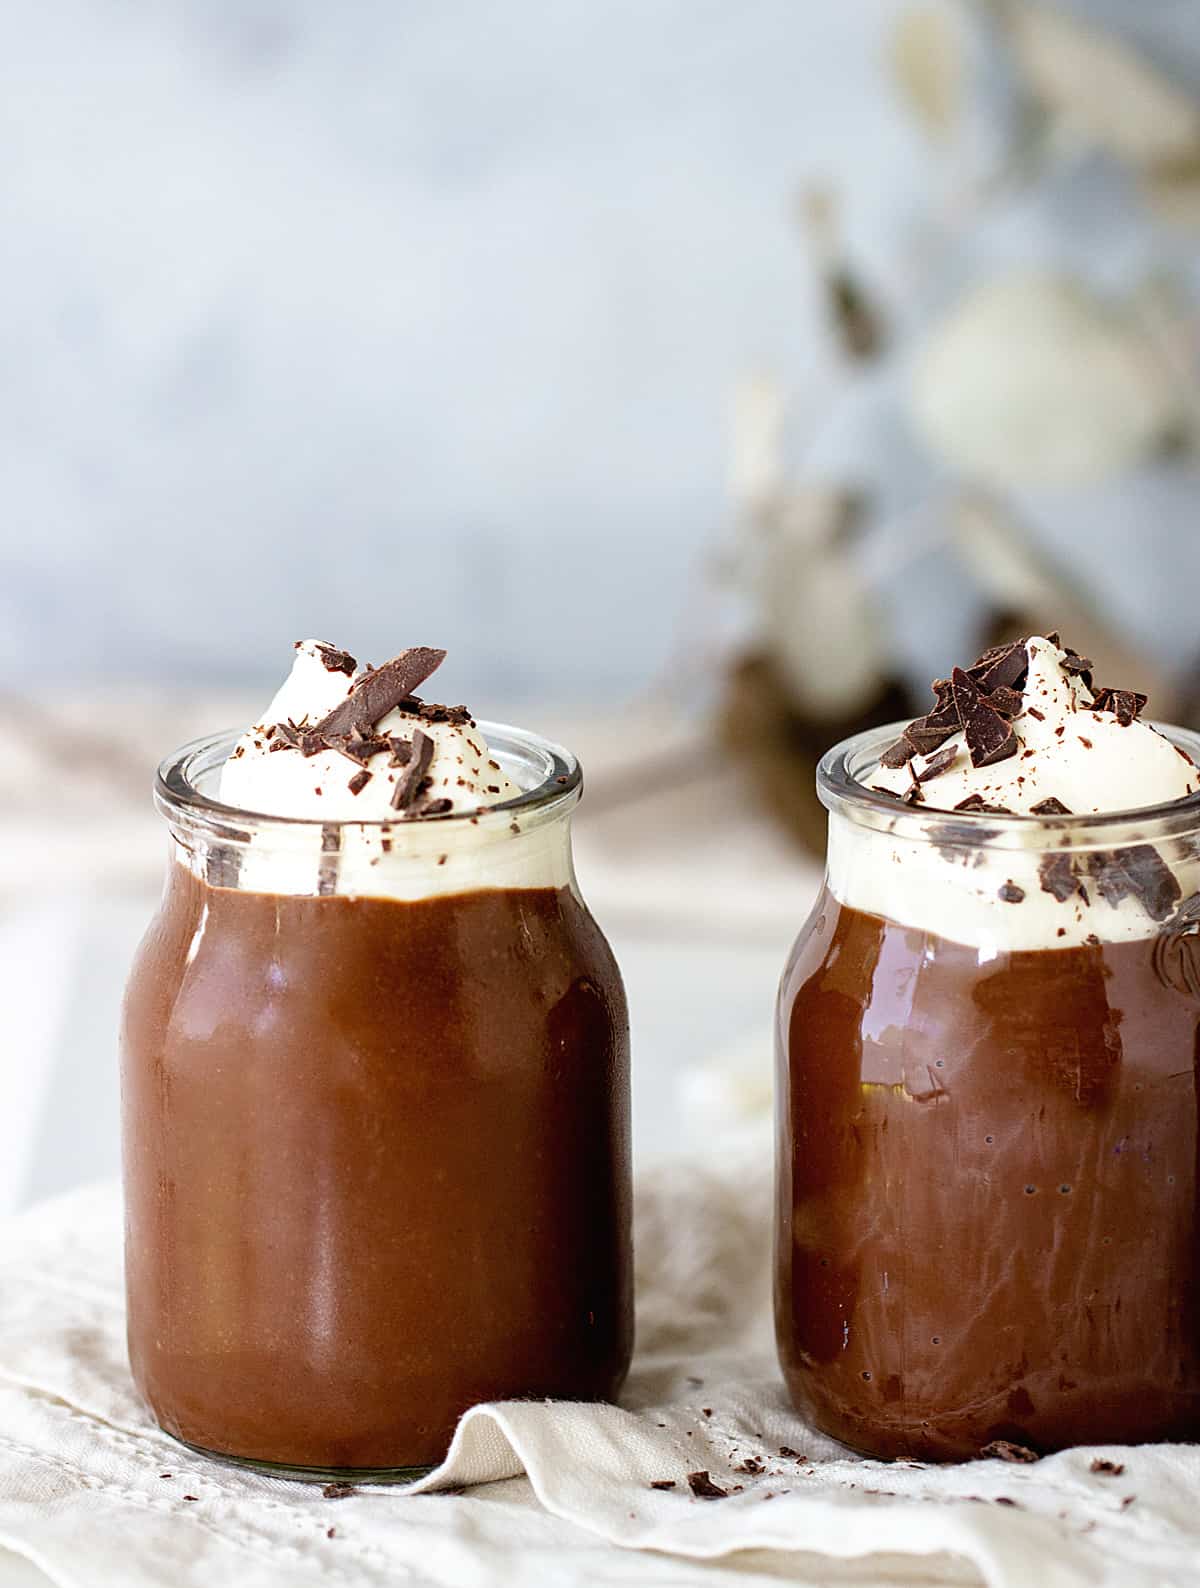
[776,634,1200,1459]
[122,641,632,1476]
[778,891,1200,1460]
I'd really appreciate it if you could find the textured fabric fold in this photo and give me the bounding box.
[2,1167,1199,1588]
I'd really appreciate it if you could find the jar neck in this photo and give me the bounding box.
[819,723,1200,954]
[168,801,578,901]
[156,723,583,901]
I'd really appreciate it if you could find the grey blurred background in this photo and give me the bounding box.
[6,0,1200,1216]
[2,0,920,699]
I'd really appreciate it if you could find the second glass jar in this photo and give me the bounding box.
[776,722,1200,1460]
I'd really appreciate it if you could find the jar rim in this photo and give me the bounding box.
[155,720,582,841]
[817,719,1200,852]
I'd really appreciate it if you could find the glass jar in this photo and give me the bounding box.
[776,721,1200,1460]
[121,724,631,1481]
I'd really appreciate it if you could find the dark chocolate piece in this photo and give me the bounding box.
[906,677,961,756]
[316,648,447,737]
[1085,844,1181,923]
[916,746,958,782]
[347,769,372,796]
[1029,797,1072,816]
[390,729,434,811]
[311,642,357,676]
[1039,852,1081,903]
[880,736,915,769]
[968,639,1029,695]
[420,797,453,816]
[686,1471,728,1500]
[1089,686,1148,727]
[1090,1458,1125,1475]
[998,881,1025,903]
[954,794,1015,815]
[649,1480,677,1491]
[322,1482,358,1499]
[952,667,1018,769]
[980,1440,1040,1464]
[987,685,1023,719]
[1059,650,1093,687]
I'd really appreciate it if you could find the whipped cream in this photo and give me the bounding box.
[869,637,1197,815]
[829,636,1200,950]
[220,640,522,821]
[193,640,569,900]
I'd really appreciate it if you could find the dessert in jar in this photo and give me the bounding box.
[122,640,632,1479]
[776,633,1200,1460]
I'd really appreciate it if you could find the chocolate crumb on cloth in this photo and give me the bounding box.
[686,1471,728,1500]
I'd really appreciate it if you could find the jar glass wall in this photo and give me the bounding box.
[121,725,632,1481]
[775,721,1200,1460]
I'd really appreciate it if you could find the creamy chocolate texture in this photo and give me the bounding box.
[777,889,1200,1461]
[122,642,631,1474]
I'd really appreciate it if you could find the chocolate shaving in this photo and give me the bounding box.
[649,1480,677,1491]
[686,1471,728,1500]
[952,668,1018,768]
[416,701,474,726]
[272,719,330,757]
[980,1440,1040,1464]
[915,746,958,782]
[1027,707,1045,722]
[390,729,434,811]
[1085,844,1181,923]
[347,769,372,796]
[998,881,1025,903]
[1089,686,1148,727]
[336,728,393,765]
[388,736,414,767]
[422,797,453,815]
[1029,797,1072,815]
[311,642,357,676]
[1090,1458,1125,1476]
[315,648,446,737]
[322,1482,358,1499]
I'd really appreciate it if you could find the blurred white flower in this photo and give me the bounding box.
[1000,1,1200,165]
[910,271,1179,487]
[888,4,966,145]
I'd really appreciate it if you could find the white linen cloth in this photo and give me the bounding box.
[2,1150,1199,1588]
